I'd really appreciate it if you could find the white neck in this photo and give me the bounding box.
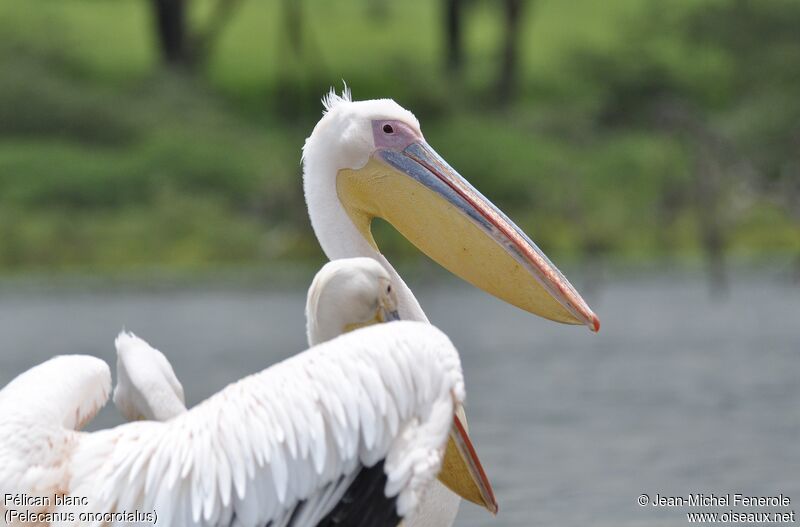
[304,159,428,323]
[304,151,459,527]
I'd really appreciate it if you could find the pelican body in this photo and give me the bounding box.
[302,89,599,526]
[0,323,475,527]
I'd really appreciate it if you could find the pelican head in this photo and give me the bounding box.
[113,331,186,422]
[306,257,399,346]
[303,88,599,331]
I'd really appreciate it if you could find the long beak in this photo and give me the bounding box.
[438,407,498,514]
[337,141,599,330]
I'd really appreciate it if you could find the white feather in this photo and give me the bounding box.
[113,331,186,422]
[0,322,463,527]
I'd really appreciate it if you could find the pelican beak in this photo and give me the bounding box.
[337,140,600,330]
[379,307,401,322]
[438,406,498,514]
[345,305,399,334]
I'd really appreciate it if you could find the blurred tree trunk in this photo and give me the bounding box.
[656,180,687,256]
[444,0,464,74]
[275,0,325,117]
[784,158,800,283]
[496,0,525,104]
[150,0,242,70]
[693,147,728,298]
[654,99,732,297]
[366,0,390,20]
[151,0,190,67]
[194,0,243,64]
[283,0,304,56]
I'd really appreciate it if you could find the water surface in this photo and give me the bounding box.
[0,274,797,526]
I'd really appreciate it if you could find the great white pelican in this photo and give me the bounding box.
[302,88,599,525]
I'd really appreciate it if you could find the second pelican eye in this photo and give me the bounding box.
[382,124,394,134]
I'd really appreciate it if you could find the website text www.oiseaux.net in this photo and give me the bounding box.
[638,493,795,524]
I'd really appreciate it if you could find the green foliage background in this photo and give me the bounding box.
[0,0,797,275]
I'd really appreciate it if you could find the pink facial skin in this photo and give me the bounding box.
[371,120,424,151]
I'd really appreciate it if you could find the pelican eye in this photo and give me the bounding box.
[382,124,394,134]
[387,285,392,293]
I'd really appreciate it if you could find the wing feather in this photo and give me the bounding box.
[2,321,463,527]
[0,355,110,521]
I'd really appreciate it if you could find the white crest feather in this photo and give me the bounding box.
[321,83,352,114]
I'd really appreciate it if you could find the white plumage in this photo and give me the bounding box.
[0,322,464,527]
[114,332,185,421]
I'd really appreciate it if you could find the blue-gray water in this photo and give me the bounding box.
[0,274,797,526]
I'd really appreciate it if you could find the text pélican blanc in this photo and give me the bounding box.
[4,493,88,507]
